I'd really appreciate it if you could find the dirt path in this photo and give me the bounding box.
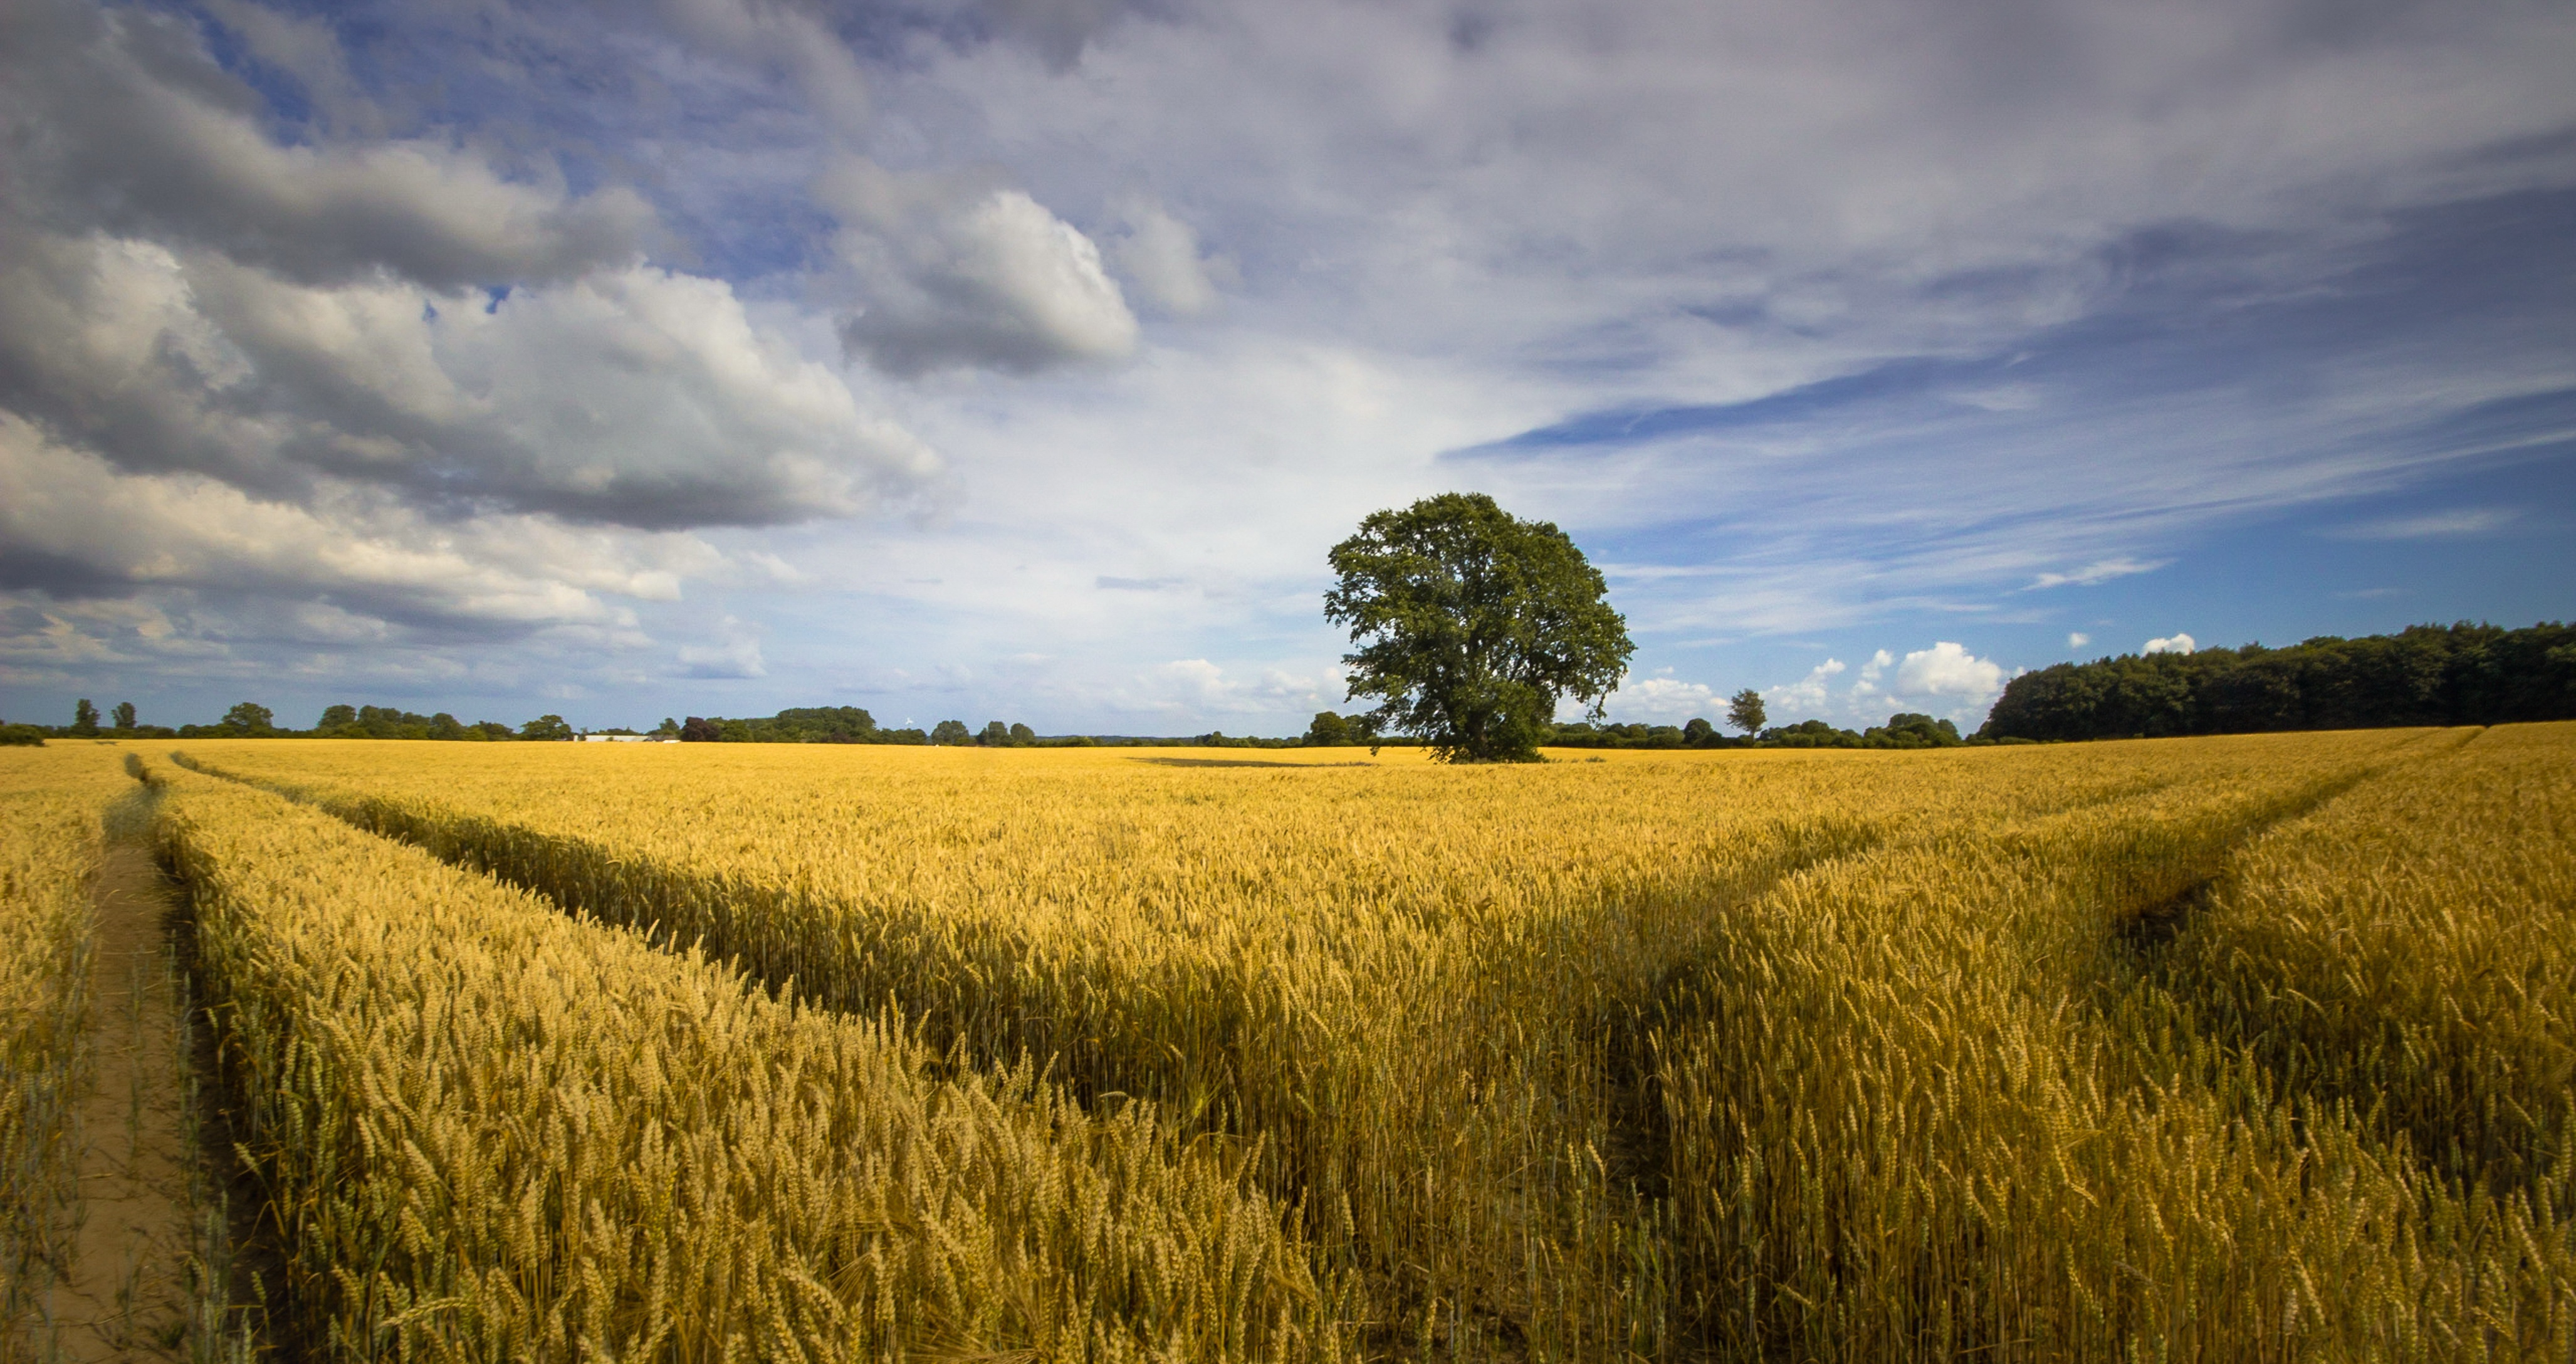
[48,836,193,1360]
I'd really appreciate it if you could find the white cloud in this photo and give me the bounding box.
[1766,658,1846,715]
[2028,557,2168,590]
[1893,641,2006,698]
[1593,673,1722,723]
[2144,632,2197,654]
[2068,631,2091,648]
[2327,508,2516,540]
[0,235,945,532]
[1109,199,1225,318]
[0,412,698,628]
[678,616,767,679]
[822,159,1138,375]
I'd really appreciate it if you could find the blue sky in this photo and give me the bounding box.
[1,0,2569,735]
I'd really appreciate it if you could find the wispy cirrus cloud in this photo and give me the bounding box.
[2027,557,2169,590]
[2325,508,2517,540]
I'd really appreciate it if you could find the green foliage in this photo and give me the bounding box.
[221,701,276,735]
[518,714,574,742]
[111,701,137,731]
[1982,621,2576,741]
[69,700,98,737]
[977,720,1012,746]
[1762,718,1863,748]
[1727,688,1766,735]
[0,724,45,747]
[1326,493,1633,763]
[931,720,973,746]
[1866,713,1963,748]
[1009,723,1037,745]
[1306,711,1355,746]
[662,707,882,744]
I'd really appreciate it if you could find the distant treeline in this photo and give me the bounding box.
[673,709,1327,748]
[1980,621,2576,742]
[1308,710,1994,751]
[2,700,577,744]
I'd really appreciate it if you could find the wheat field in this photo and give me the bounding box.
[1,727,2567,1358]
[0,745,145,1349]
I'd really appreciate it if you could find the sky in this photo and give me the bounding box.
[1,0,2570,737]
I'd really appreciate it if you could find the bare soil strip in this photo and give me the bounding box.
[49,837,192,1360]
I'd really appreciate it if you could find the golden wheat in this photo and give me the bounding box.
[149,761,1338,1361]
[162,725,2576,1359]
[0,744,140,1354]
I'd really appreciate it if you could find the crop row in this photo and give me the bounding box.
[148,760,1339,1360]
[0,747,139,1350]
[169,728,2572,1356]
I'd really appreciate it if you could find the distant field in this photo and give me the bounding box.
[9,728,2569,1359]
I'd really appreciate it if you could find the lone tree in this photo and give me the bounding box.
[1325,492,1632,763]
[1727,688,1767,736]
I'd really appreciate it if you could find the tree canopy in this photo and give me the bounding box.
[1325,492,1633,763]
[1980,622,2576,740]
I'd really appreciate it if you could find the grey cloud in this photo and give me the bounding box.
[1109,199,1223,317]
[0,0,651,290]
[0,234,943,530]
[822,159,1138,375]
[0,412,679,631]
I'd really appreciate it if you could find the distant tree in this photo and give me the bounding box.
[1868,713,1962,748]
[220,701,275,735]
[976,720,1011,746]
[1326,493,1633,763]
[1682,716,1715,745]
[428,712,468,740]
[1008,722,1037,745]
[318,703,358,731]
[112,701,137,732]
[518,714,573,741]
[1306,711,1354,746]
[0,724,45,746]
[71,699,99,737]
[931,720,972,745]
[1727,689,1767,736]
[679,716,721,742]
[656,717,681,737]
[471,721,514,740]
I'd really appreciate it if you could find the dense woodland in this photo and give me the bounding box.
[1979,621,2576,741]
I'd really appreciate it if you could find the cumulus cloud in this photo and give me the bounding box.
[822,159,1138,375]
[2068,631,2091,648]
[1591,673,1722,723]
[1892,642,2005,699]
[1766,657,1846,715]
[2144,632,2197,654]
[1109,199,1225,318]
[0,0,651,290]
[1120,658,1331,716]
[0,412,704,629]
[0,237,941,529]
